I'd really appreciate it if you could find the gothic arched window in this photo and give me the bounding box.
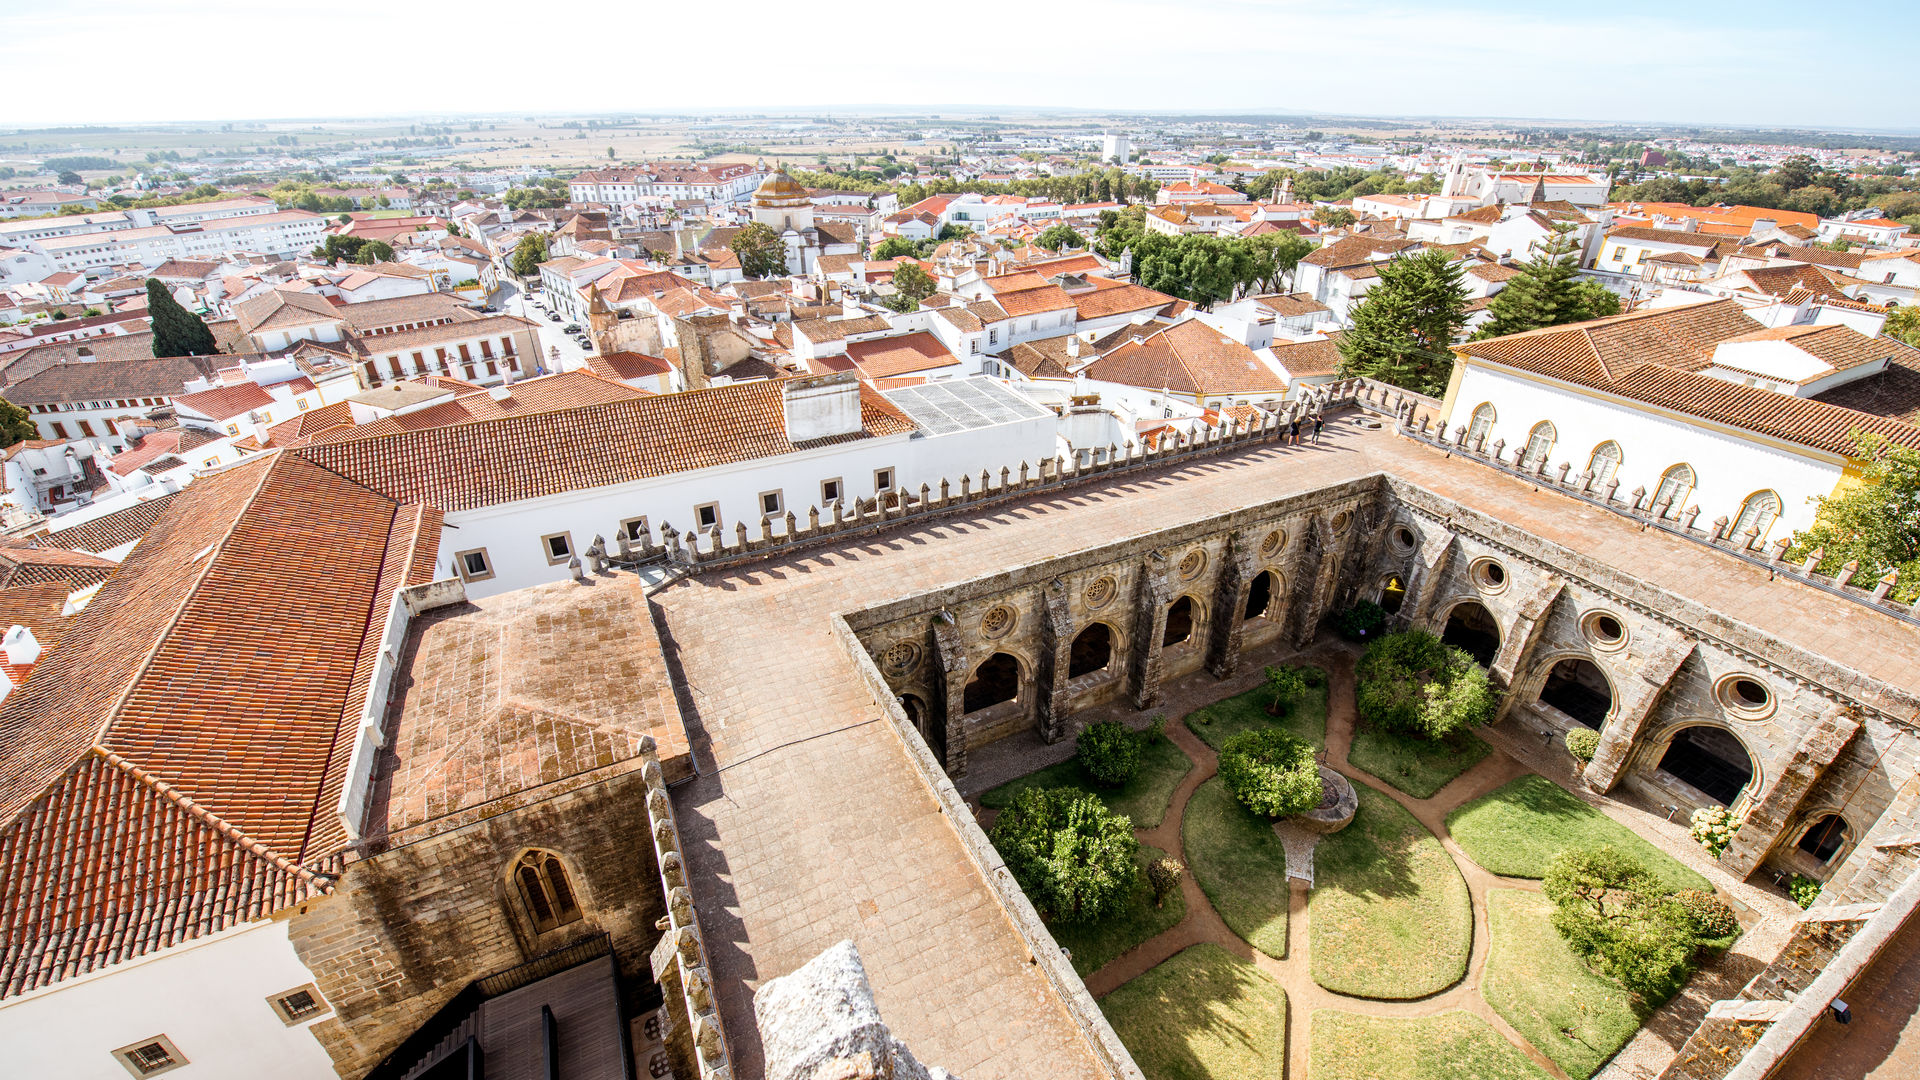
[514,850,583,934]
[1466,402,1496,448]
[1732,490,1782,548]
[1587,441,1623,486]
[1653,464,1696,518]
[1519,421,1557,470]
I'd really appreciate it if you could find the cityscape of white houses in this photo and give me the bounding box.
[3,112,1920,1080]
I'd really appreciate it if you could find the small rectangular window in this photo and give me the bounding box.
[621,516,649,543]
[296,398,309,411]
[694,502,720,531]
[759,489,784,517]
[542,531,573,564]
[113,1036,186,1077]
[874,467,894,492]
[821,478,843,505]
[268,984,330,1025]
[456,547,494,582]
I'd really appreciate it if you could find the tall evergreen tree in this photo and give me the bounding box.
[146,279,218,357]
[1336,251,1468,396]
[0,397,36,448]
[1473,224,1590,339]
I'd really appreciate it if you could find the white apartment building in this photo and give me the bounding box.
[28,210,328,273]
[566,163,762,207]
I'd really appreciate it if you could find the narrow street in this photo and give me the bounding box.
[495,278,594,375]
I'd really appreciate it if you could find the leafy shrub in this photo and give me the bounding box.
[1565,727,1601,762]
[1147,857,1186,909]
[1332,600,1387,641]
[1218,729,1323,818]
[1354,629,1499,740]
[1671,889,1740,940]
[1689,806,1742,858]
[1263,664,1311,716]
[1544,845,1734,1001]
[1788,875,1822,910]
[1075,716,1165,786]
[989,787,1139,924]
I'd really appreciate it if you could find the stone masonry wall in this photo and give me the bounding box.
[289,771,664,1078]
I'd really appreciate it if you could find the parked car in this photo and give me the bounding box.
[564,324,581,333]
[547,313,562,322]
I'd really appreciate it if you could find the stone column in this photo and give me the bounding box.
[1583,635,1695,793]
[1403,528,1458,630]
[1722,703,1862,878]
[930,613,970,777]
[1129,552,1174,709]
[1288,517,1338,648]
[1206,533,1260,680]
[1489,574,1564,716]
[1035,580,1073,744]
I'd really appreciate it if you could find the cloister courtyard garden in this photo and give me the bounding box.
[962,628,1791,1080]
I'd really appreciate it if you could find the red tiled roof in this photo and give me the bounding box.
[172,381,274,421]
[297,378,916,513]
[0,452,431,996]
[41,492,184,553]
[1083,320,1288,396]
[845,332,960,379]
[1463,299,1920,455]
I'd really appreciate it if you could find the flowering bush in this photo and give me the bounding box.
[1689,806,1742,858]
[1565,727,1601,762]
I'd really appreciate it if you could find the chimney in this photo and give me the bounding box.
[2,626,41,668]
[1067,335,1082,358]
[783,372,864,442]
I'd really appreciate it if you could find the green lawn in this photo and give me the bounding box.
[1347,723,1492,798]
[1050,845,1187,978]
[1311,1010,1551,1080]
[1186,669,1328,751]
[1484,889,1643,1079]
[980,731,1193,829]
[1183,776,1293,958]
[1100,943,1286,1080]
[1311,784,1473,998]
[1447,775,1711,893]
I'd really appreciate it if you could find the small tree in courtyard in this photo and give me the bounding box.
[1076,716,1165,786]
[1263,664,1311,716]
[1354,628,1497,740]
[989,787,1139,924]
[1544,845,1739,1001]
[1218,729,1323,818]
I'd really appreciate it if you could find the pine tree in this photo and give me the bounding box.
[146,279,218,357]
[0,396,36,448]
[1474,224,1586,339]
[1336,251,1469,396]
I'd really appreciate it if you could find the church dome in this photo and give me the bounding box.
[753,164,812,208]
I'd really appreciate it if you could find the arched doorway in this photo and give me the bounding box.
[1379,575,1407,615]
[1658,725,1755,807]
[1441,600,1500,667]
[1797,814,1849,863]
[1244,570,1276,620]
[1164,597,1195,646]
[1068,624,1113,678]
[963,653,1021,713]
[899,693,945,766]
[1539,658,1612,729]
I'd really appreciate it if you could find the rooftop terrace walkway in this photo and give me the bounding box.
[649,415,1920,1079]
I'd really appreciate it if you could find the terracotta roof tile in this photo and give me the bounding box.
[1082,320,1287,396]
[41,492,184,553]
[297,378,916,513]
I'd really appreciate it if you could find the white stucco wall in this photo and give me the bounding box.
[1446,362,1843,539]
[0,919,336,1080]
[441,413,1057,597]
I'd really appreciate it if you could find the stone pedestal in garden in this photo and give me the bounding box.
[1293,766,1357,834]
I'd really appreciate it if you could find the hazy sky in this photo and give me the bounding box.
[4,0,1915,130]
